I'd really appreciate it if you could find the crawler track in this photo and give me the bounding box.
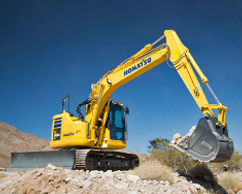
[8,149,139,171]
[75,149,139,171]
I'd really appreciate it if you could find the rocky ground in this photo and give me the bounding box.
[0,164,232,194]
[1,123,241,194]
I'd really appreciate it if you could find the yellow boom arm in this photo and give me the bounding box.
[85,30,227,145]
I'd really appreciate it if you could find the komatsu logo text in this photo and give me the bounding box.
[124,57,152,76]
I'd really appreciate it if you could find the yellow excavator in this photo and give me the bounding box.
[8,30,233,171]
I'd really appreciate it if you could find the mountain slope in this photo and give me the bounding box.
[0,122,51,168]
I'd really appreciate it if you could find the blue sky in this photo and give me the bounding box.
[1,0,242,154]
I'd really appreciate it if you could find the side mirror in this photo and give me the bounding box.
[124,106,129,115]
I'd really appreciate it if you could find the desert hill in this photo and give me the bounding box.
[0,122,51,168]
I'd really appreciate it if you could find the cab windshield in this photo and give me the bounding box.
[108,104,125,140]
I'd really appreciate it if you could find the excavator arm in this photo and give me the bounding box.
[85,29,233,162]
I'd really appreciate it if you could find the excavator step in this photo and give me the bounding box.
[170,114,233,163]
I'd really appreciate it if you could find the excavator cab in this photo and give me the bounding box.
[170,114,233,163]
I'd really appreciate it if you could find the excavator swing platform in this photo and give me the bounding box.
[8,30,233,171]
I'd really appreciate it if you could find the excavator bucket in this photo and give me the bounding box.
[170,114,233,163]
[7,150,76,171]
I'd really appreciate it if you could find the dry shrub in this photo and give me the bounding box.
[189,164,217,187]
[217,172,240,192]
[133,160,174,184]
[138,154,149,163]
[148,137,200,174]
